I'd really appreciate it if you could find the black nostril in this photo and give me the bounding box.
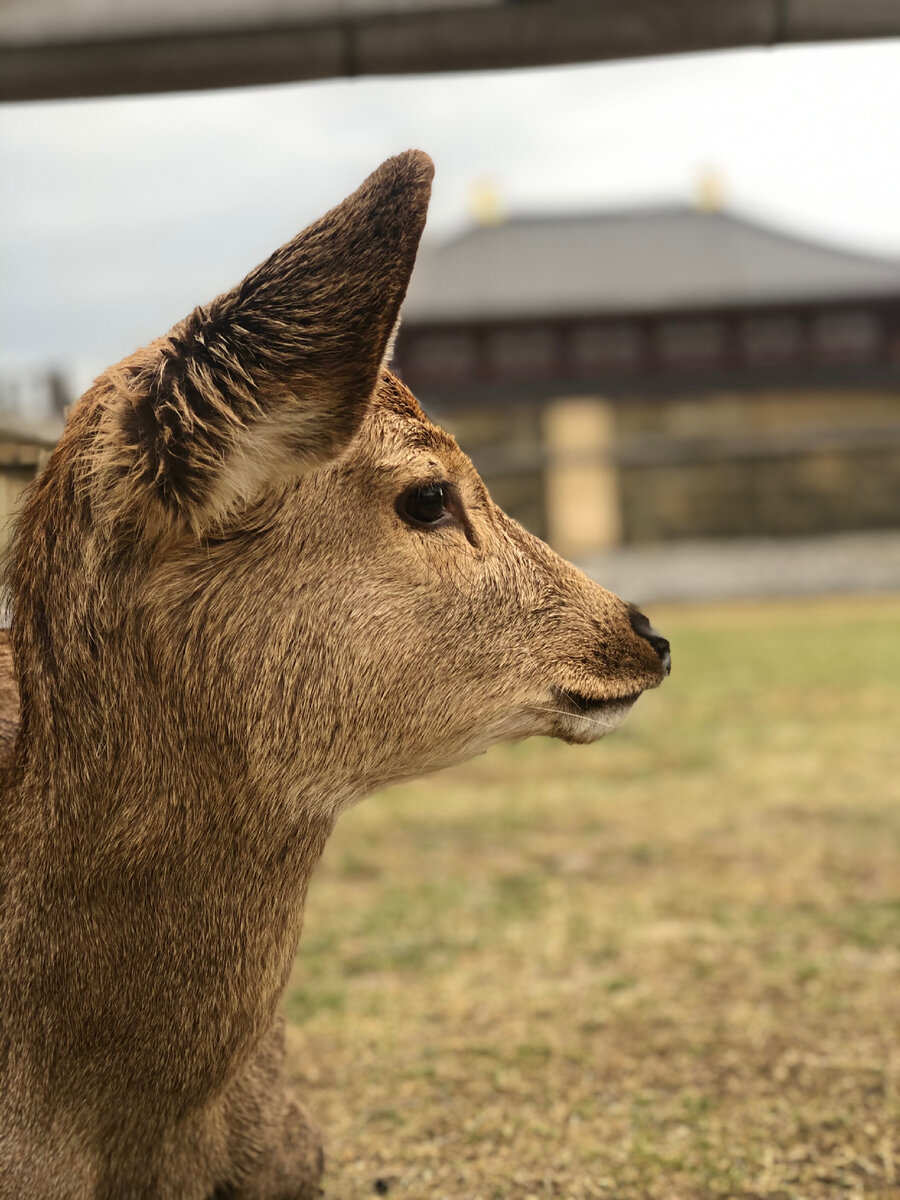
[628,605,672,676]
[648,634,672,676]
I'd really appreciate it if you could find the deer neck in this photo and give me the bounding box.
[3,741,337,1106]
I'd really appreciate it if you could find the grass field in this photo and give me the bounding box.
[286,594,900,1199]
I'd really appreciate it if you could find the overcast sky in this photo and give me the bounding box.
[2,39,900,397]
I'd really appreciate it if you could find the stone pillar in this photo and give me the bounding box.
[543,396,621,558]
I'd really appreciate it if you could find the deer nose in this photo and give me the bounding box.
[628,606,671,676]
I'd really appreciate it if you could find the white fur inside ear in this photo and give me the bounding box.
[381,315,402,369]
[201,405,330,527]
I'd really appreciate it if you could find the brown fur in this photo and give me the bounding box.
[0,632,17,756]
[0,152,667,1199]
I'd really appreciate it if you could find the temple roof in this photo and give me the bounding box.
[403,207,900,323]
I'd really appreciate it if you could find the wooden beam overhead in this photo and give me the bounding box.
[2,0,900,103]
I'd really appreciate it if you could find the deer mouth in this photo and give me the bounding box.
[555,688,642,714]
[547,687,642,745]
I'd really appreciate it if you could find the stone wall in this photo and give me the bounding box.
[617,389,900,542]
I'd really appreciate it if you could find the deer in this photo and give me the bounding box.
[0,151,670,1199]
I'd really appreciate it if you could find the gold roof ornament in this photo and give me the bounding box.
[694,165,727,213]
[468,178,506,226]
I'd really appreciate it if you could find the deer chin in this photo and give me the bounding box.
[549,688,642,745]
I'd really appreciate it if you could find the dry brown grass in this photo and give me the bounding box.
[286,594,900,1199]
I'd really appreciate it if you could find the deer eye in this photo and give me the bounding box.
[398,483,450,527]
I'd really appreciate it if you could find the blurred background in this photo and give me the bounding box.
[1,4,899,1196]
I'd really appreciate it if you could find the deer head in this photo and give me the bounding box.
[8,150,668,821]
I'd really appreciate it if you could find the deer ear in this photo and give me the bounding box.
[112,150,433,528]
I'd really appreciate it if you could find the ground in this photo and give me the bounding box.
[285,594,900,1199]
